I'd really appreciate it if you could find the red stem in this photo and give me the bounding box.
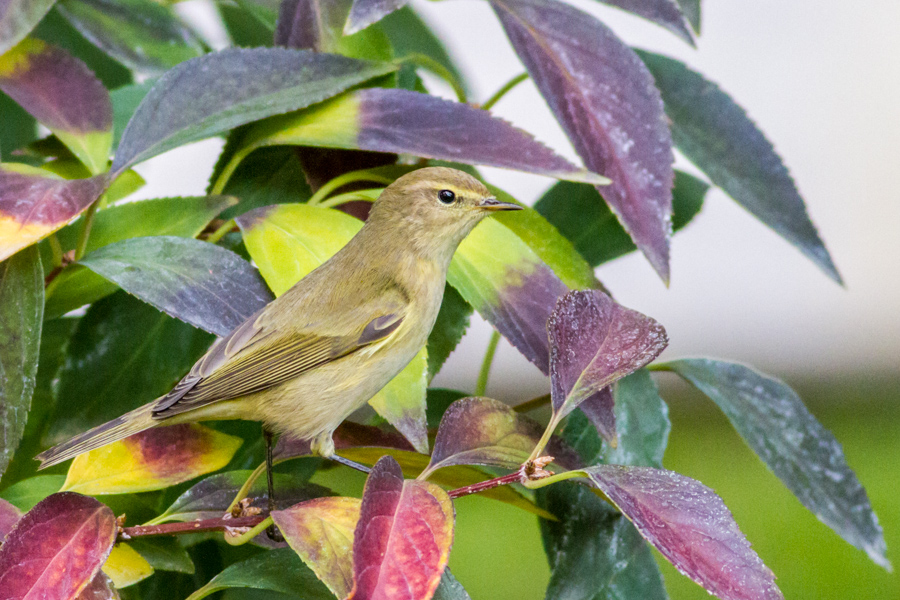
[119,515,267,540]
[447,471,523,499]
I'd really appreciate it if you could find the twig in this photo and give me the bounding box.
[119,515,267,540]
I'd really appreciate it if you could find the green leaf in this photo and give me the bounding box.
[219,2,275,47]
[46,292,213,444]
[367,348,429,454]
[426,286,472,379]
[0,91,37,159]
[534,170,708,266]
[185,547,333,600]
[111,48,397,174]
[663,358,889,570]
[0,474,65,511]
[379,6,468,94]
[111,81,154,151]
[433,570,473,600]
[0,245,43,479]
[677,0,701,33]
[0,0,56,55]
[57,0,206,75]
[129,538,194,574]
[539,482,667,600]
[44,195,236,319]
[638,50,841,283]
[214,146,313,220]
[78,236,273,336]
[605,369,670,468]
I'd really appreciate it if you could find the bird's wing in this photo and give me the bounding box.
[151,291,407,419]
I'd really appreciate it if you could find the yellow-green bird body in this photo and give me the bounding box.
[37,167,519,468]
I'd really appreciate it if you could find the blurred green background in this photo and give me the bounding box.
[321,376,898,599]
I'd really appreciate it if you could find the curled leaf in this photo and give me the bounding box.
[597,0,693,44]
[0,492,117,600]
[61,424,242,495]
[585,465,783,600]
[548,290,667,436]
[494,0,674,281]
[351,456,454,600]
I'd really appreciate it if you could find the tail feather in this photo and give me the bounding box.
[36,404,156,469]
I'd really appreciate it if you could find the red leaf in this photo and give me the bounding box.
[586,465,783,600]
[75,574,119,600]
[0,492,117,600]
[493,0,674,281]
[350,456,454,600]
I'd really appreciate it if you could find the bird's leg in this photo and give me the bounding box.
[312,433,372,474]
[263,425,283,542]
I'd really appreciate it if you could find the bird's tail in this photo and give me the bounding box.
[35,404,157,469]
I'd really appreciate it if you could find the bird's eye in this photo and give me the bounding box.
[438,189,456,204]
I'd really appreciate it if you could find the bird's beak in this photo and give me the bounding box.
[478,197,522,211]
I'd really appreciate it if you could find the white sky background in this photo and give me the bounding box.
[148,0,900,401]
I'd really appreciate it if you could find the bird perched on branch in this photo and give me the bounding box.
[36,167,520,533]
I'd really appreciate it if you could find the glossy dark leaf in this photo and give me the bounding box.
[425,397,581,476]
[48,292,213,443]
[44,195,237,319]
[352,456,454,600]
[575,388,616,450]
[345,0,407,34]
[586,465,782,600]
[494,0,674,281]
[0,90,36,159]
[638,50,841,283]
[57,0,205,75]
[128,538,194,574]
[244,88,607,184]
[79,236,273,336]
[214,146,312,219]
[186,547,333,600]
[0,38,112,173]
[0,492,117,600]
[535,171,708,266]
[0,165,107,261]
[110,81,153,151]
[0,0,56,55]
[606,369,669,468]
[272,496,360,598]
[664,358,889,569]
[0,498,20,540]
[158,470,331,523]
[540,482,667,600]
[597,0,692,44]
[426,286,472,379]
[432,570,472,600]
[548,290,668,430]
[111,47,396,174]
[676,0,700,33]
[425,388,467,430]
[219,0,275,47]
[0,245,42,478]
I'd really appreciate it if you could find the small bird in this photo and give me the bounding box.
[36,167,520,475]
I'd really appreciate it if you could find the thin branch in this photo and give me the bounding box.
[119,515,267,540]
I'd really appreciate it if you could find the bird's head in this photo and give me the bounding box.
[367,167,521,261]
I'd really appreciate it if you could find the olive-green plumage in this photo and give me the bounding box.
[36,167,520,468]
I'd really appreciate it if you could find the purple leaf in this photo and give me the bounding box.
[351,456,454,600]
[75,574,119,600]
[0,498,21,540]
[493,0,674,281]
[245,88,608,184]
[274,421,416,463]
[0,39,113,173]
[0,492,117,600]
[425,397,582,476]
[0,165,108,261]
[0,0,55,55]
[276,0,352,51]
[548,290,667,431]
[665,358,889,569]
[111,48,397,174]
[597,0,693,44]
[586,465,783,600]
[78,236,273,336]
[577,388,617,447]
[345,0,408,35]
[638,51,841,283]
